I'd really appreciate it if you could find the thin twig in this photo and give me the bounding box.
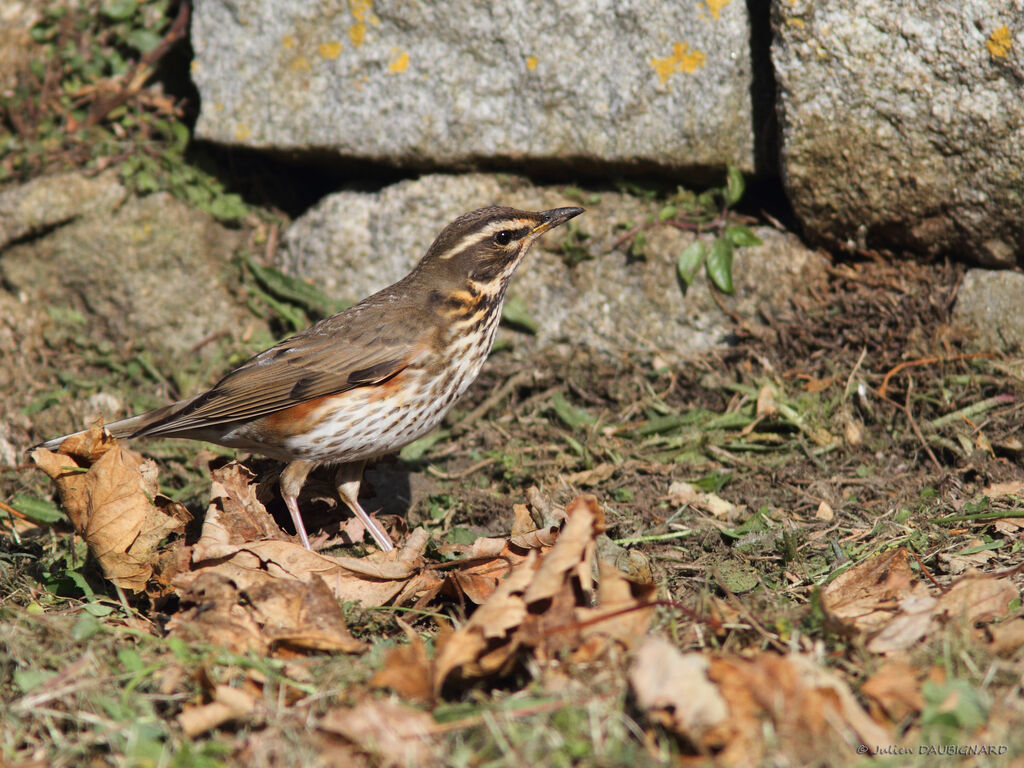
[877,352,995,398]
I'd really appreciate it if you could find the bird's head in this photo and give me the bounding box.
[416,205,584,295]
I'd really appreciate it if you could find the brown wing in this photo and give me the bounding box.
[134,299,423,437]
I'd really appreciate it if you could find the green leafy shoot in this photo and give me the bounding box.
[612,164,759,294]
[677,240,707,287]
[706,236,735,294]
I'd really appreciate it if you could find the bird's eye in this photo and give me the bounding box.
[493,230,514,246]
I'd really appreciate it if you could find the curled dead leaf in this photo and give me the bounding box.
[823,549,1019,653]
[320,700,438,768]
[373,496,655,697]
[178,683,258,738]
[31,425,189,592]
[629,637,729,746]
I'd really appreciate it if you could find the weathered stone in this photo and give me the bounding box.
[773,0,1024,264]
[951,269,1024,353]
[191,0,755,172]
[1,192,249,356]
[0,171,127,249]
[279,174,827,363]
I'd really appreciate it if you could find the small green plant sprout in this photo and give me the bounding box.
[612,165,762,294]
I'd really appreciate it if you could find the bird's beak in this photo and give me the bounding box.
[531,206,585,236]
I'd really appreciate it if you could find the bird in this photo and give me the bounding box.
[38,205,584,552]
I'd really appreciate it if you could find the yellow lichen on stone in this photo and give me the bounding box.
[526,55,538,71]
[289,55,311,73]
[787,17,805,28]
[987,26,1013,59]
[349,0,379,24]
[347,0,380,47]
[282,34,295,49]
[234,124,252,141]
[651,42,706,84]
[699,0,731,21]
[389,49,409,73]
[319,40,343,59]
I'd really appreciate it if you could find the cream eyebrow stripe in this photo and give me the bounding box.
[439,219,535,258]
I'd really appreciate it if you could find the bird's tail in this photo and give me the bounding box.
[34,396,201,452]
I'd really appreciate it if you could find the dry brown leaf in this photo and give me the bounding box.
[666,480,738,519]
[178,683,258,738]
[564,462,617,486]
[511,502,536,536]
[370,620,437,703]
[251,575,365,653]
[167,569,364,654]
[860,661,926,723]
[823,549,1019,653]
[629,637,729,746]
[864,589,937,653]
[425,496,654,693]
[985,618,1024,656]
[938,542,994,574]
[320,700,438,768]
[509,526,559,549]
[755,384,778,418]
[993,518,1024,535]
[631,641,890,763]
[934,573,1017,626]
[803,375,836,394]
[822,548,920,635]
[200,462,287,544]
[185,475,431,606]
[31,426,189,591]
[166,571,271,654]
[523,495,603,605]
[432,550,539,690]
[576,560,657,655]
[708,652,890,765]
[982,480,1024,497]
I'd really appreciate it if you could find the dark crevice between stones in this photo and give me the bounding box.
[742,0,798,234]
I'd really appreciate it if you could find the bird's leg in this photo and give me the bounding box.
[280,459,314,550]
[335,460,394,552]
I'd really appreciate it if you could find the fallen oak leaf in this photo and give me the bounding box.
[178,683,259,738]
[822,548,918,636]
[860,660,927,724]
[522,495,604,604]
[388,496,654,695]
[319,699,438,768]
[432,550,539,690]
[823,549,1019,653]
[369,618,438,703]
[707,652,890,764]
[629,637,730,748]
[31,425,189,592]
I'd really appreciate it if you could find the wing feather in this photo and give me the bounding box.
[134,301,422,436]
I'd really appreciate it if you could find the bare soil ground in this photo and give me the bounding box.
[4,245,1024,765]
